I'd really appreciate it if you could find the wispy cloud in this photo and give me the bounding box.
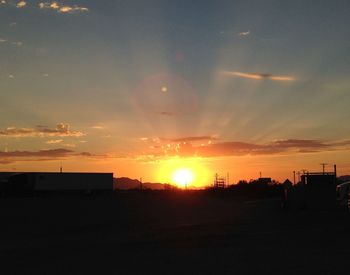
[92,125,104,130]
[238,31,250,36]
[1,1,89,13]
[0,148,104,164]
[38,1,59,9]
[273,139,328,148]
[59,5,88,13]
[38,1,89,13]
[46,139,63,144]
[63,143,76,148]
[0,148,72,158]
[160,136,217,143]
[220,70,296,82]
[0,37,23,47]
[157,111,176,116]
[0,123,84,137]
[16,1,26,8]
[11,41,23,46]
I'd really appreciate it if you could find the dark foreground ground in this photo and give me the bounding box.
[1,191,349,274]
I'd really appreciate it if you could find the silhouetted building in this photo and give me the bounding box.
[0,172,18,195]
[301,173,336,186]
[283,179,293,187]
[284,165,337,210]
[0,172,16,183]
[257,177,272,185]
[7,172,113,194]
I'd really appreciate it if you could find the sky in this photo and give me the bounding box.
[1,0,350,187]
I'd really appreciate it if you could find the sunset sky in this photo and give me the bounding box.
[1,1,350,187]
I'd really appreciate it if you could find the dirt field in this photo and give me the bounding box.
[1,191,349,274]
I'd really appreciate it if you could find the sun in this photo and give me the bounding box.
[172,168,193,188]
[156,157,211,188]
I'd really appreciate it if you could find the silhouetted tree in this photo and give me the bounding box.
[237,180,248,185]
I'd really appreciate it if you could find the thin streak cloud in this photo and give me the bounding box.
[46,139,63,144]
[11,41,23,46]
[0,148,73,158]
[0,148,106,164]
[220,70,296,81]
[239,31,250,36]
[92,125,104,130]
[160,136,217,143]
[157,111,176,116]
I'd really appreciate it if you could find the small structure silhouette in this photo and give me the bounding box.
[213,173,226,188]
[284,165,337,210]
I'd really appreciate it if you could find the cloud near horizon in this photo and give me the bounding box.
[0,123,84,137]
[136,137,350,160]
[0,148,101,164]
[220,70,296,81]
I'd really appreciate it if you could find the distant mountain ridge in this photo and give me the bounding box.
[113,177,171,190]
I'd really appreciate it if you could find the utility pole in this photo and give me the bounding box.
[297,171,301,183]
[259,171,262,178]
[301,169,308,175]
[320,163,328,174]
[140,177,143,190]
[293,171,296,185]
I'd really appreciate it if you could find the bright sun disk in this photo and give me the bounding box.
[172,168,193,188]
